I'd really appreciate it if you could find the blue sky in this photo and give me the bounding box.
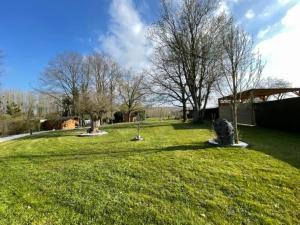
[1,0,300,90]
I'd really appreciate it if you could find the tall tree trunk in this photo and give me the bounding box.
[192,107,200,123]
[72,93,78,117]
[182,100,187,122]
[110,85,113,123]
[197,90,204,124]
[232,102,239,143]
[79,113,84,127]
[128,111,132,122]
[232,74,239,144]
[201,86,211,121]
[89,114,98,133]
[193,102,203,123]
[190,91,201,123]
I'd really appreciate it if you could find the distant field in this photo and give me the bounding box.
[0,121,299,224]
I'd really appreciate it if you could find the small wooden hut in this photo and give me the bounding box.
[41,117,79,130]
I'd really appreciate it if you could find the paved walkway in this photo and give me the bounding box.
[0,131,49,143]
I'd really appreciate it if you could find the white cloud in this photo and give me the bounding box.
[257,26,271,39]
[278,0,291,5]
[99,0,153,71]
[245,9,255,19]
[262,0,297,18]
[260,6,271,18]
[217,0,239,15]
[218,1,230,14]
[256,2,300,86]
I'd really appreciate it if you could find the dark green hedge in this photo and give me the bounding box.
[0,119,40,136]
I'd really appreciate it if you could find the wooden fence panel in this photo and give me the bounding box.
[254,97,300,132]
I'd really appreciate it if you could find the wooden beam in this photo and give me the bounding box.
[293,91,300,97]
[250,90,254,104]
[259,96,267,101]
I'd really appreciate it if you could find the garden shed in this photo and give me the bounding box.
[41,117,79,130]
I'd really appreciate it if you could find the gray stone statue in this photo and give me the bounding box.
[213,118,234,146]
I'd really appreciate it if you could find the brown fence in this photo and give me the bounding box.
[254,97,300,132]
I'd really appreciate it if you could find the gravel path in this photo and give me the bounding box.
[0,131,50,143]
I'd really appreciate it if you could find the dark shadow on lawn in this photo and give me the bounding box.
[172,122,211,130]
[107,122,172,130]
[0,142,210,163]
[173,122,300,169]
[240,126,300,169]
[162,142,211,151]
[17,131,79,141]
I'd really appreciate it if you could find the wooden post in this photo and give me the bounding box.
[133,112,143,141]
[137,117,140,137]
[250,90,255,126]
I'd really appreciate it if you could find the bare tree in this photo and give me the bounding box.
[148,47,190,121]
[88,53,112,123]
[151,0,222,122]
[93,54,121,123]
[258,76,292,100]
[197,14,227,119]
[40,51,122,131]
[201,61,223,119]
[259,76,291,89]
[0,89,61,120]
[39,52,83,116]
[78,91,109,133]
[36,93,60,118]
[77,52,121,131]
[77,53,109,132]
[218,18,264,143]
[118,73,146,122]
[106,57,121,122]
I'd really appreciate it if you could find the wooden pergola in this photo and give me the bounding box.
[219,88,300,105]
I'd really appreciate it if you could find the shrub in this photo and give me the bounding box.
[114,111,123,123]
[0,119,40,136]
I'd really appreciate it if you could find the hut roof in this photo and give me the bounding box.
[218,88,300,104]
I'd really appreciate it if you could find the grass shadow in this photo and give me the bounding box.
[0,141,211,163]
[171,122,211,130]
[17,131,79,141]
[240,126,300,169]
[107,122,172,130]
[161,142,211,151]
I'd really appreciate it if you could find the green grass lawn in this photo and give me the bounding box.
[0,121,299,225]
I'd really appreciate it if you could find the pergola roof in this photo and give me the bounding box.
[219,88,300,102]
